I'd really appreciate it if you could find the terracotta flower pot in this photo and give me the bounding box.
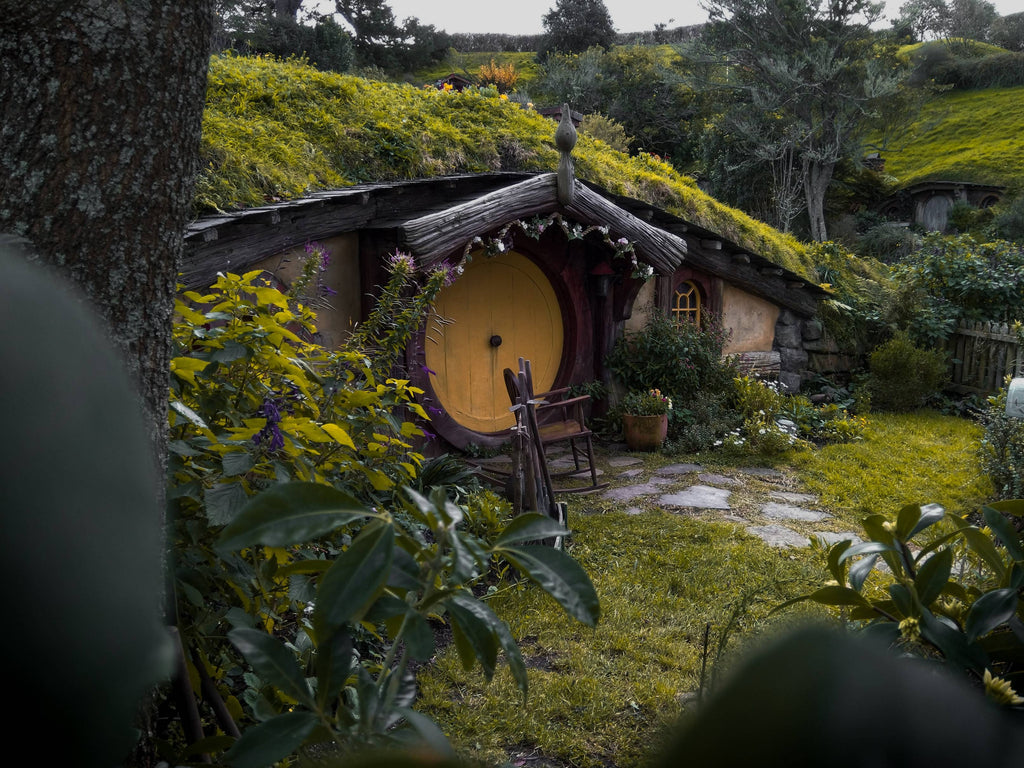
[622,413,668,451]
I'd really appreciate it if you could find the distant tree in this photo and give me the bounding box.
[334,0,449,71]
[699,0,902,242]
[991,12,1024,51]
[946,0,998,41]
[893,0,950,41]
[540,0,616,58]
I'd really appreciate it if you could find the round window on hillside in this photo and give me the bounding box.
[672,280,701,324]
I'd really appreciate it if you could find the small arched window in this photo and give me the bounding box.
[672,280,701,324]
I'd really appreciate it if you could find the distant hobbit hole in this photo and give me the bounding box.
[425,249,564,434]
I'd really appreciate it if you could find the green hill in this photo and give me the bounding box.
[197,53,815,279]
[879,85,1024,188]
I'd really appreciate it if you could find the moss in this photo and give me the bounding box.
[197,53,815,279]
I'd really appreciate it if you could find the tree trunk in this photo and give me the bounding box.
[276,0,304,20]
[0,6,212,760]
[803,157,834,242]
[0,0,213,478]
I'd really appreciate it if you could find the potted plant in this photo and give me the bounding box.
[620,389,672,450]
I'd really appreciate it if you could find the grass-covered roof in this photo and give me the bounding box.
[196,54,815,279]
[878,85,1024,189]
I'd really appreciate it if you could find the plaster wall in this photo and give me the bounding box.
[254,233,361,349]
[624,278,657,333]
[721,284,780,354]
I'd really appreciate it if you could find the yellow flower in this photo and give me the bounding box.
[984,669,1024,706]
[499,93,508,100]
[898,617,920,642]
[442,82,453,91]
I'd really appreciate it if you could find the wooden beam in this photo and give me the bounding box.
[401,175,561,265]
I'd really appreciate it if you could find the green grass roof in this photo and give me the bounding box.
[879,86,1024,189]
[196,54,814,279]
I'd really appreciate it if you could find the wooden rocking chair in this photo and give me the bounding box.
[503,358,605,493]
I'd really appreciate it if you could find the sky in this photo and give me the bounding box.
[312,1,1024,36]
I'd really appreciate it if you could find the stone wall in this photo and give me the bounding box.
[774,311,857,391]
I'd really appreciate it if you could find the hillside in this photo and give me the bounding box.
[879,85,1024,189]
[196,54,815,279]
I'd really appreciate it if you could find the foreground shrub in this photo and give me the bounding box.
[981,386,1024,500]
[782,501,1024,711]
[866,332,948,411]
[166,252,599,765]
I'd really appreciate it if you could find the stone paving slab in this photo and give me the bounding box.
[697,473,743,487]
[659,485,732,510]
[771,491,818,503]
[474,455,511,465]
[655,463,704,476]
[619,468,644,479]
[760,501,830,522]
[602,482,673,502]
[607,456,644,468]
[746,524,810,548]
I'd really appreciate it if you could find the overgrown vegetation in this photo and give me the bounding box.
[164,252,599,765]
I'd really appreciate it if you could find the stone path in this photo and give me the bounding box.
[590,447,861,549]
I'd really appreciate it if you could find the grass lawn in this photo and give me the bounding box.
[415,410,992,767]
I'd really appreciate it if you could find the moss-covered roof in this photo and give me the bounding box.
[197,54,814,280]
[878,86,1024,189]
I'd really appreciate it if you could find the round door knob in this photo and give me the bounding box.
[489,335,502,347]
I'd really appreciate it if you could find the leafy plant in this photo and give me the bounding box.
[620,388,673,416]
[980,385,1024,501]
[217,485,599,764]
[606,312,737,443]
[166,250,601,765]
[780,501,1024,709]
[866,331,948,411]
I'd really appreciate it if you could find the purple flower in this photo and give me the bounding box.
[427,405,444,416]
[420,364,437,377]
[388,251,415,272]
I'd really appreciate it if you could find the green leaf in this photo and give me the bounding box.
[895,503,922,541]
[449,530,482,582]
[217,482,370,553]
[394,708,456,759]
[965,588,1020,643]
[804,585,872,608]
[447,600,499,678]
[498,544,600,627]
[495,513,570,546]
[982,506,1024,562]
[838,541,894,564]
[402,610,437,662]
[849,553,879,592]
[222,451,254,478]
[315,630,353,710]
[228,628,314,708]
[224,711,319,768]
[920,610,986,674]
[958,523,1008,579]
[908,503,945,539]
[450,592,528,695]
[314,521,394,638]
[889,583,915,618]
[915,548,953,607]
[826,539,853,584]
[205,481,250,526]
[986,499,1024,518]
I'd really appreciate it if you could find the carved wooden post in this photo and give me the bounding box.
[555,103,577,206]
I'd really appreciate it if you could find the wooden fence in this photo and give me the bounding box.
[947,321,1022,393]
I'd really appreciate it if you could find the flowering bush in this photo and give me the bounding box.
[980,384,1024,501]
[621,388,672,416]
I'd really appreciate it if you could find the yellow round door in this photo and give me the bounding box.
[426,250,564,433]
